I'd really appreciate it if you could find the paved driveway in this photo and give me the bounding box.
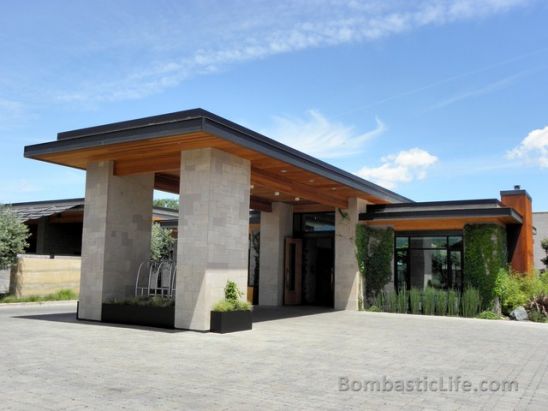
[0,303,546,410]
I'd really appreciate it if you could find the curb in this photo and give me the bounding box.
[0,300,78,308]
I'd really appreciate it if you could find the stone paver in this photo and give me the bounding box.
[1,303,547,410]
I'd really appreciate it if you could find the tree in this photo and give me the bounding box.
[541,238,548,270]
[153,198,179,210]
[0,205,29,269]
[150,223,175,261]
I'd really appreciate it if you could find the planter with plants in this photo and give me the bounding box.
[210,280,252,333]
[101,296,175,329]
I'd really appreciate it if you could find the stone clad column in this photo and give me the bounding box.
[79,161,154,321]
[258,202,293,306]
[175,148,251,331]
[334,198,368,310]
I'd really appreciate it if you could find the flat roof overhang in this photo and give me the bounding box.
[359,199,523,231]
[23,109,411,210]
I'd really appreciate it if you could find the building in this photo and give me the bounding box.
[23,108,535,331]
[533,212,548,271]
[8,198,178,256]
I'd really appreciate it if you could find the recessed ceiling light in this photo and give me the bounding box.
[331,187,337,191]
[295,197,300,201]
[250,184,254,189]
[309,179,315,183]
[281,169,288,173]
[274,191,280,196]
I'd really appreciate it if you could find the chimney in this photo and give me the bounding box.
[500,187,533,274]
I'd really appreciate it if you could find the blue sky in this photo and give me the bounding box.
[1,0,548,209]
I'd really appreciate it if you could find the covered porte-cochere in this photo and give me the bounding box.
[24,109,409,331]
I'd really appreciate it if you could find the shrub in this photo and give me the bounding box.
[525,295,548,319]
[150,223,175,261]
[0,206,29,269]
[396,289,408,313]
[447,290,459,316]
[384,291,398,313]
[422,287,436,315]
[463,224,507,308]
[409,288,421,314]
[366,305,381,312]
[495,269,548,314]
[461,288,481,317]
[528,310,547,323]
[435,291,448,316]
[0,288,78,304]
[476,310,502,320]
[355,225,394,302]
[212,280,251,312]
[106,295,174,307]
[371,292,384,311]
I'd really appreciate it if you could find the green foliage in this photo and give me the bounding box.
[463,224,507,308]
[476,310,502,320]
[494,268,548,314]
[383,291,398,313]
[107,295,174,307]
[0,205,29,269]
[541,238,548,269]
[435,290,448,316]
[422,287,436,315]
[150,223,175,262]
[396,289,408,313]
[0,288,77,303]
[212,299,251,312]
[212,280,251,312]
[366,305,381,312]
[409,288,421,314]
[528,310,547,323]
[461,288,481,317]
[355,225,394,300]
[447,290,459,316]
[152,198,179,210]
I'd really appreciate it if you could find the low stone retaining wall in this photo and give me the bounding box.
[9,255,81,297]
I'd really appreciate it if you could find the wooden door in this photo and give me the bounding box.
[284,238,303,305]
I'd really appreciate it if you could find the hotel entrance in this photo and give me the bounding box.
[284,212,335,307]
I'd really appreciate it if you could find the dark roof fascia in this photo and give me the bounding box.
[366,199,502,212]
[359,207,523,224]
[7,198,85,207]
[24,108,412,204]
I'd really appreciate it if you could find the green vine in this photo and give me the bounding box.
[355,225,394,304]
[463,224,507,308]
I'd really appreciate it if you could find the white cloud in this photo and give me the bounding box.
[356,148,439,189]
[266,110,384,159]
[507,126,548,168]
[54,0,531,102]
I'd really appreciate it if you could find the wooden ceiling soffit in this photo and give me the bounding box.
[250,167,347,209]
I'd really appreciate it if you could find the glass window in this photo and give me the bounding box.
[396,237,409,249]
[410,236,447,249]
[395,234,463,291]
[294,212,335,233]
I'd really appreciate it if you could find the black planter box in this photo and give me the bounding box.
[210,310,252,333]
[101,303,174,329]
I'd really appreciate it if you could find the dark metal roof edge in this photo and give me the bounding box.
[366,198,501,211]
[23,108,412,204]
[6,197,85,207]
[359,207,523,224]
[6,197,178,213]
[202,115,412,204]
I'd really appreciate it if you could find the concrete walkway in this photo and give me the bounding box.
[1,303,546,410]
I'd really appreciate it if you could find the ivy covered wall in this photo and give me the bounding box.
[463,224,507,307]
[355,225,394,303]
